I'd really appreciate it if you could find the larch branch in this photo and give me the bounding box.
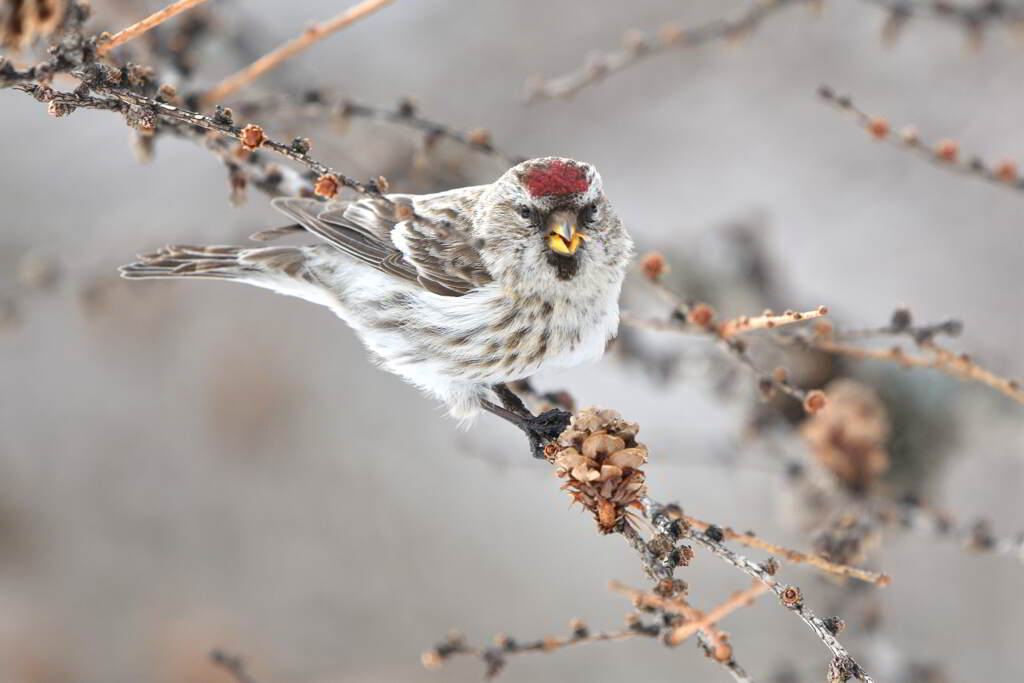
[201,0,396,107]
[97,0,212,55]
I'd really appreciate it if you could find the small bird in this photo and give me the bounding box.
[122,157,634,452]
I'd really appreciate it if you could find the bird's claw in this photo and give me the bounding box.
[524,408,572,459]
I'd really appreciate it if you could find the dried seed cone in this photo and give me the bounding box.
[801,379,889,492]
[549,407,647,534]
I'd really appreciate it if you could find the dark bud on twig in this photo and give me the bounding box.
[668,517,689,539]
[890,307,912,331]
[213,105,234,125]
[654,578,687,598]
[828,656,863,683]
[569,618,589,639]
[47,100,75,117]
[126,104,157,135]
[647,535,674,558]
[483,649,505,679]
[669,545,694,567]
[156,84,178,104]
[822,616,846,635]
[397,97,417,117]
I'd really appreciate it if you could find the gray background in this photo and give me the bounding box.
[1,1,1022,681]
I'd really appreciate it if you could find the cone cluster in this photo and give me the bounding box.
[547,408,648,533]
[801,379,889,491]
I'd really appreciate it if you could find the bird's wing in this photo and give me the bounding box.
[271,189,492,297]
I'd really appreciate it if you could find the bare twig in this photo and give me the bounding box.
[526,0,813,102]
[610,579,770,648]
[97,0,212,55]
[888,497,1024,566]
[860,0,1024,47]
[775,307,1024,406]
[819,85,1024,195]
[719,306,830,340]
[529,1,1024,101]
[621,269,830,413]
[75,75,382,196]
[680,514,891,586]
[809,337,1023,405]
[421,621,656,679]
[201,0,396,107]
[646,502,876,682]
[230,92,523,166]
[209,650,259,683]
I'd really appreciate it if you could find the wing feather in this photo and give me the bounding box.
[270,193,491,297]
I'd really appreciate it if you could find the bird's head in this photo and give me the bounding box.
[475,157,633,295]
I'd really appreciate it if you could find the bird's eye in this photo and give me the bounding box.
[518,205,533,220]
[581,202,599,224]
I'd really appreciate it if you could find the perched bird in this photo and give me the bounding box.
[122,157,634,452]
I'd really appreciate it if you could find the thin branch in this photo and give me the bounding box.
[526,0,813,102]
[229,92,523,166]
[201,0,396,107]
[888,497,1024,566]
[719,306,829,340]
[775,308,1024,406]
[808,337,1023,405]
[610,579,769,648]
[646,502,876,682]
[528,1,1024,102]
[860,0,1024,48]
[819,85,1024,195]
[680,514,891,586]
[421,621,655,679]
[621,271,830,414]
[97,0,212,55]
[77,75,381,196]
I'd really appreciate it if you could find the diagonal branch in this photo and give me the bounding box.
[819,85,1024,195]
[201,0,396,107]
[646,502,876,682]
[680,514,891,586]
[526,0,811,102]
[97,0,212,55]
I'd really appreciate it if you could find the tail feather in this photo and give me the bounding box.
[119,244,256,280]
[120,242,338,307]
[120,243,318,283]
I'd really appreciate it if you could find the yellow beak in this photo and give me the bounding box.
[547,217,582,256]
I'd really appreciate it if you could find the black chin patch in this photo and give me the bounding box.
[546,251,579,280]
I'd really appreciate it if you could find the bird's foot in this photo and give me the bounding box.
[524,408,572,459]
[481,393,572,459]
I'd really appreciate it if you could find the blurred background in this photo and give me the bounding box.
[1,1,1022,681]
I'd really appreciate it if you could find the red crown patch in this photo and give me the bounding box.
[522,160,589,197]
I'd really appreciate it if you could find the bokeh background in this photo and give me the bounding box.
[1,1,1022,681]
